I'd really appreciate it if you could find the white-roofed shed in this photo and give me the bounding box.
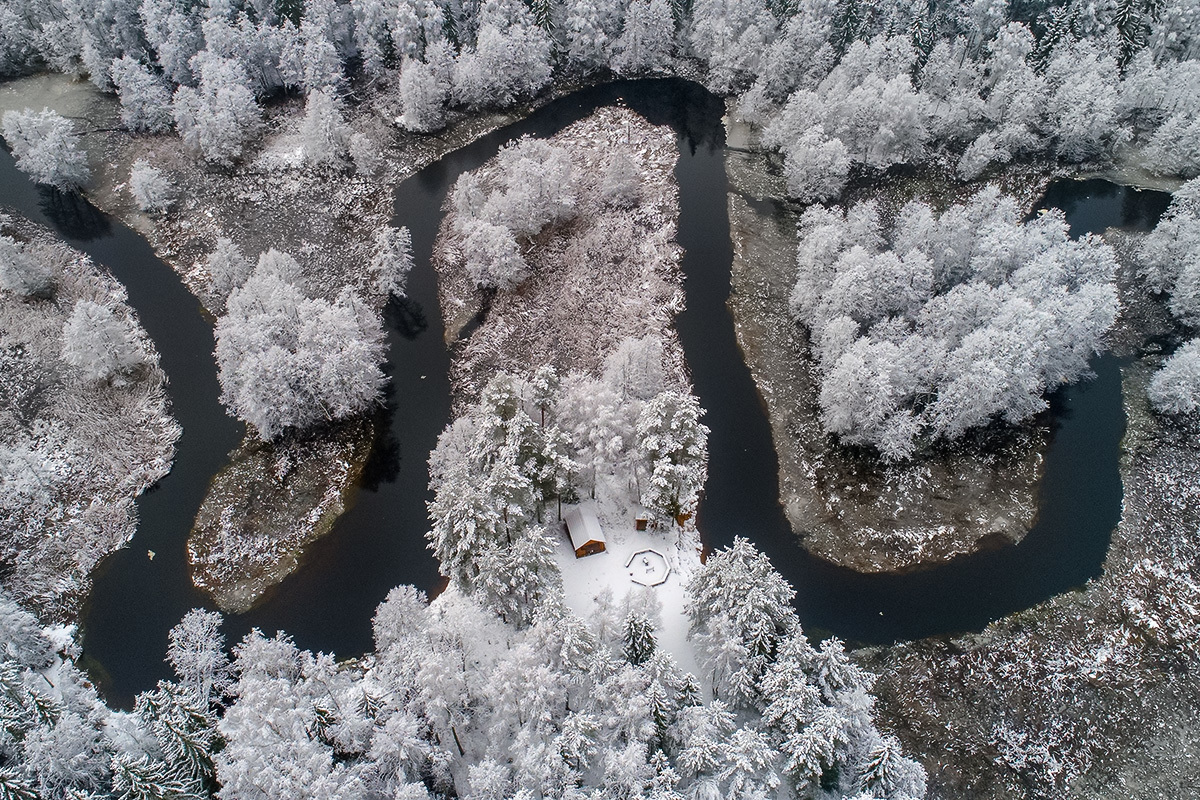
[564,506,606,558]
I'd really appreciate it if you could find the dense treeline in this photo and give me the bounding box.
[0,0,1196,179]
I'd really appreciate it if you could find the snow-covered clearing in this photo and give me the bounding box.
[553,489,703,683]
[0,214,179,621]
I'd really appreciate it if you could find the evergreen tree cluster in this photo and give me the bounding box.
[0,535,925,800]
[427,345,708,622]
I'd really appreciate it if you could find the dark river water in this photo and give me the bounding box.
[0,79,1172,706]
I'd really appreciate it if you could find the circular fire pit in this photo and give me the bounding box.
[625,549,670,587]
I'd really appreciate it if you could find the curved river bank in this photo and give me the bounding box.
[0,79,1170,707]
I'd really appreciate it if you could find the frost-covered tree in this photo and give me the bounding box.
[780,125,850,203]
[217,630,366,800]
[1148,339,1200,415]
[475,526,562,627]
[612,0,675,75]
[857,734,927,799]
[172,52,262,166]
[600,151,641,208]
[300,87,351,168]
[452,9,552,109]
[1,108,90,190]
[460,220,529,291]
[399,44,453,133]
[61,299,146,382]
[562,0,609,70]
[1141,179,1200,297]
[1044,39,1127,162]
[622,613,657,666]
[370,225,414,298]
[109,55,173,135]
[635,391,709,524]
[129,159,175,213]
[685,537,797,706]
[167,608,230,709]
[140,0,204,85]
[482,137,576,237]
[427,371,576,592]
[0,235,54,298]
[690,0,776,92]
[206,236,252,308]
[214,250,386,439]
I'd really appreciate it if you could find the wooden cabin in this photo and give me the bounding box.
[564,506,606,558]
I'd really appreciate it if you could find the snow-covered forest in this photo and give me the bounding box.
[0,531,930,800]
[0,0,1195,182]
[1,0,1199,797]
[793,188,1119,460]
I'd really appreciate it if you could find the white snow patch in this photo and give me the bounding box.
[554,489,702,681]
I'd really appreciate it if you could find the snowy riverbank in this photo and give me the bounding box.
[722,110,1065,573]
[0,214,179,621]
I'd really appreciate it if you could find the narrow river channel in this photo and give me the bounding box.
[0,79,1171,706]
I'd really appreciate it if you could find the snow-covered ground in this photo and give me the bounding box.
[434,106,688,408]
[553,490,704,683]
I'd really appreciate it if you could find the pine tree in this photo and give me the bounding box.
[622,613,657,666]
[135,683,218,782]
[110,753,199,800]
[857,734,927,799]
[0,768,38,800]
[635,391,709,524]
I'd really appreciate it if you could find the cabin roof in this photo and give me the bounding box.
[564,506,605,550]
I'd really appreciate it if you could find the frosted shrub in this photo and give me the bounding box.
[129,160,174,213]
[61,300,146,382]
[0,235,54,298]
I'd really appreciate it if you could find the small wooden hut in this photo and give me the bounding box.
[564,507,606,558]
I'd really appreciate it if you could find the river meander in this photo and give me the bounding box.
[0,79,1171,706]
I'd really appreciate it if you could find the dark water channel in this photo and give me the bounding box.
[0,80,1171,706]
